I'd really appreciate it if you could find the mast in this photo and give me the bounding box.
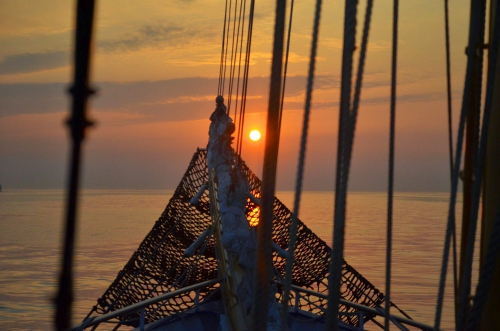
[458,0,485,321]
[479,0,500,328]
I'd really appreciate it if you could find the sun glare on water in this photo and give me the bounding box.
[249,130,261,141]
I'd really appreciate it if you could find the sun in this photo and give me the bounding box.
[249,130,261,141]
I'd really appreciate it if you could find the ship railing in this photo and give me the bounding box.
[276,280,436,331]
[67,277,223,331]
[68,277,436,331]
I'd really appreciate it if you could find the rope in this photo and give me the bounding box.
[464,4,500,326]
[221,0,233,96]
[233,0,248,121]
[326,1,358,330]
[457,0,487,328]
[227,0,242,114]
[252,0,287,328]
[443,0,459,314]
[236,0,255,156]
[433,0,486,328]
[280,0,322,328]
[277,0,296,140]
[385,0,398,329]
[218,0,229,95]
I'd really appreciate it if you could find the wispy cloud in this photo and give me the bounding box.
[0,74,452,122]
[0,51,69,75]
[99,23,216,52]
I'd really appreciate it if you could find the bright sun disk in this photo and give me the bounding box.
[249,130,261,141]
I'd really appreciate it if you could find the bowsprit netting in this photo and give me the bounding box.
[87,148,394,328]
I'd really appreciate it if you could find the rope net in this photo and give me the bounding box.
[89,148,389,328]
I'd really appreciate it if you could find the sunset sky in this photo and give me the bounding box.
[0,0,473,191]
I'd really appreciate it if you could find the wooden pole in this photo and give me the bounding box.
[479,1,500,329]
[458,0,485,324]
[252,0,286,330]
[54,0,96,329]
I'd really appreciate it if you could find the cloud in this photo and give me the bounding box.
[0,74,451,122]
[0,51,69,75]
[99,23,216,52]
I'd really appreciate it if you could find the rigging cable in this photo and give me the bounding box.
[443,0,459,321]
[457,0,488,326]
[464,3,500,327]
[227,0,242,114]
[385,0,398,329]
[218,0,229,95]
[236,0,256,156]
[277,0,296,140]
[280,0,322,328]
[433,0,486,328]
[233,0,248,121]
[221,0,233,96]
[325,1,358,330]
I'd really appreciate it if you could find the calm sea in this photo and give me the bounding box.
[0,189,475,330]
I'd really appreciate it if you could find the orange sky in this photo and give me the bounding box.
[0,0,474,191]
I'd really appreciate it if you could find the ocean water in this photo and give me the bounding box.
[0,189,474,330]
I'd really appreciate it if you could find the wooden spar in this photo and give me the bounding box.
[252,0,286,330]
[458,0,485,321]
[54,0,96,330]
[479,0,500,328]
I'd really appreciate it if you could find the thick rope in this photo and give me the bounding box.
[222,0,233,96]
[233,0,248,121]
[218,0,229,95]
[443,0,459,315]
[433,0,486,328]
[277,0,296,140]
[236,0,256,156]
[326,1,358,330]
[464,4,500,326]
[457,0,487,328]
[280,0,322,328]
[252,0,287,329]
[385,1,398,329]
[227,0,242,114]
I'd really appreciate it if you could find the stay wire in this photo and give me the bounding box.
[280,0,322,328]
[325,1,358,330]
[443,0,459,321]
[218,0,229,96]
[234,0,248,122]
[235,0,250,155]
[385,1,399,329]
[222,0,233,96]
[458,1,487,327]
[433,0,486,328]
[237,0,255,157]
[227,0,242,114]
[277,0,296,141]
